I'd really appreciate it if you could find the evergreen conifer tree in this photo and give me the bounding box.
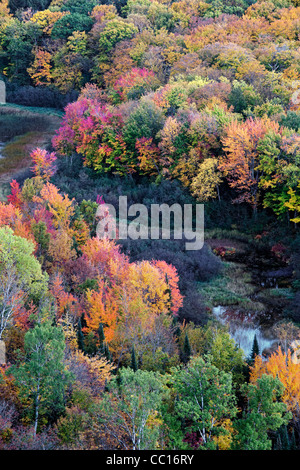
[183,333,191,363]
[104,342,112,362]
[249,334,260,363]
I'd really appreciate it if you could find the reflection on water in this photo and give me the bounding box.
[213,305,276,359]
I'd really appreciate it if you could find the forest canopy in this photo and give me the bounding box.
[1,0,300,453]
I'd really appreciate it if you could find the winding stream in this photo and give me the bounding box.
[213,305,277,359]
[209,242,294,359]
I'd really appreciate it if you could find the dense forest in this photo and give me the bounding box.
[1,0,300,452]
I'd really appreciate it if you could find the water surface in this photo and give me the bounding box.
[213,305,276,359]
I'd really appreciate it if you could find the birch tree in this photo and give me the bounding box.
[172,355,238,449]
[0,226,48,340]
[8,321,73,435]
[95,368,167,450]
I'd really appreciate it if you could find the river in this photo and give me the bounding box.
[208,241,293,360]
[213,305,277,359]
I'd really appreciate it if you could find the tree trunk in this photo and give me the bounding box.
[34,381,40,436]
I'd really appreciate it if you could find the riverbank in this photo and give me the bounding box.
[0,105,62,201]
[201,233,296,359]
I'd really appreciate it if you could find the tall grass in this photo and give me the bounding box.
[0,132,39,174]
[1,103,64,117]
[0,105,62,202]
[0,106,60,142]
[198,262,265,311]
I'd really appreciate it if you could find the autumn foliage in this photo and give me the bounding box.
[3,0,300,452]
[250,347,300,416]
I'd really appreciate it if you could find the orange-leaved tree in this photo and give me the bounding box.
[85,280,119,343]
[250,347,300,416]
[50,273,80,320]
[27,48,53,86]
[219,117,281,212]
[33,182,75,231]
[30,148,57,181]
[152,260,183,316]
[81,237,129,285]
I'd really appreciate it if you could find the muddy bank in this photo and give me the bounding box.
[206,236,295,357]
[213,305,277,358]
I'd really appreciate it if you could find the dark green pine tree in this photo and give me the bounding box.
[290,428,297,450]
[104,342,112,362]
[104,378,109,392]
[131,345,138,372]
[183,333,191,363]
[275,425,296,450]
[249,334,260,363]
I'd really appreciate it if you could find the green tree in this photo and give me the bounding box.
[232,374,292,450]
[96,368,167,450]
[77,316,85,352]
[0,226,48,340]
[8,321,74,434]
[131,344,138,372]
[61,0,99,15]
[31,220,50,264]
[279,111,300,131]
[275,425,297,450]
[172,355,238,449]
[249,334,260,364]
[147,1,177,31]
[104,342,112,362]
[123,99,164,153]
[183,333,191,364]
[1,19,42,84]
[209,330,246,384]
[79,199,98,233]
[51,13,94,39]
[228,79,262,115]
[98,322,105,356]
[258,131,300,219]
[98,18,138,54]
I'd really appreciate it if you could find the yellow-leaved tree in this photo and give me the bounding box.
[250,347,300,417]
[190,157,222,202]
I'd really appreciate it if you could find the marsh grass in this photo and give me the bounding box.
[1,103,64,117]
[0,106,57,142]
[199,262,265,312]
[0,105,62,202]
[198,275,244,306]
[204,228,254,244]
[267,288,295,299]
[0,132,40,173]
